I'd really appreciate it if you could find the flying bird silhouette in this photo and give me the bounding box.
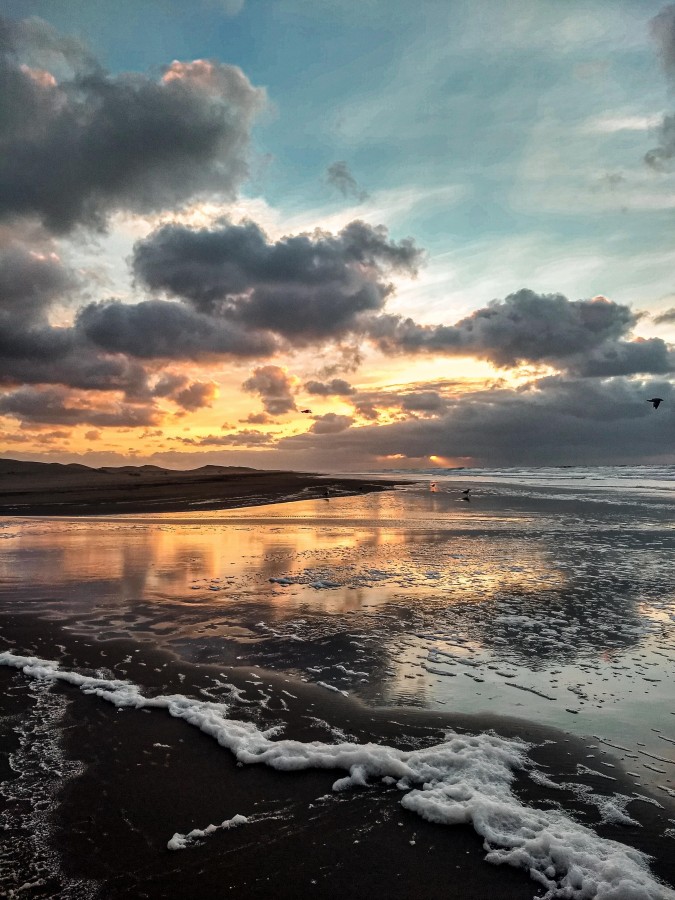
[647,398,663,409]
[300,409,312,414]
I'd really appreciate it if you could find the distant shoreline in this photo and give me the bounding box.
[0,458,405,517]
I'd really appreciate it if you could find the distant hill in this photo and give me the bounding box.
[0,458,260,477]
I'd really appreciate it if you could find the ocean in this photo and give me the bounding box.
[0,467,673,898]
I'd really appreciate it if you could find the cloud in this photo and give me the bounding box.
[644,115,675,170]
[132,219,422,341]
[0,241,76,325]
[0,16,265,232]
[353,400,380,421]
[0,428,70,445]
[0,324,153,397]
[149,373,220,411]
[0,236,161,397]
[279,377,675,466]
[654,307,675,324]
[309,413,354,434]
[240,411,274,424]
[400,391,447,413]
[173,380,218,410]
[0,386,162,427]
[645,7,675,169]
[178,429,273,446]
[151,372,189,398]
[571,338,674,377]
[242,365,297,415]
[304,378,355,396]
[76,299,278,360]
[325,161,369,202]
[368,290,666,375]
[650,4,675,76]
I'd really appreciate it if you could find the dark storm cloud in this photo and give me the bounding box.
[347,380,479,420]
[5,15,99,74]
[0,16,265,232]
[151,372,189,398]
[571,338,674,377]
[325,161,369,202]
[76,299,277,360]
[309,413,354,434]
[400,391,447,413]
[304,378,356,396]
[0,386,161,427]
[654,307,675,324]
[279,378,675,466]
[0,325,153,397]
[242,365,297,415]
[0,242,75,325]
[0,237,159,397]
[132,219,422,340]
[369,290,638,368]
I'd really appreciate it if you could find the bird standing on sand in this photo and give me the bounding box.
[461,488,471,503]
[461,488,471,497]
[647,398,663,409]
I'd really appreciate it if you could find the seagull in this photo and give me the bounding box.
[300,409,312,414]
[461,488,471,496]
[647,398,664,409]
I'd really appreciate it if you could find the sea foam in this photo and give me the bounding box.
[1,650,673,900]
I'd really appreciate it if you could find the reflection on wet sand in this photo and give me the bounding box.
[0,485,673,800]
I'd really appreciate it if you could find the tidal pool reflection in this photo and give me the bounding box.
[0,484,674,795]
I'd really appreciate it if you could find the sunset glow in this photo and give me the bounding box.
[0,1,673,470]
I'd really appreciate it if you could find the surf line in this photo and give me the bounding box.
[1,650,673,900]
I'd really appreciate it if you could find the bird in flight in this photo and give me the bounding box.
[647,398,664,409]
[300,409,312,414]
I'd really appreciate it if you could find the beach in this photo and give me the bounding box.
[0,459,400,517]
[0,466,674,899]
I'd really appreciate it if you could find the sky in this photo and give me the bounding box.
[0,0,674,471]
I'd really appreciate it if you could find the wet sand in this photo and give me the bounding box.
[1,480,674,898]
[2,617,674,900]
[0,458,402,516]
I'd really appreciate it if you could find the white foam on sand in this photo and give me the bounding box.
[0,676,98,899]
[167,813,249,851]
[1,650,673,900]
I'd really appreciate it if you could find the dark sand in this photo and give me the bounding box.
[0,458,403,516]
